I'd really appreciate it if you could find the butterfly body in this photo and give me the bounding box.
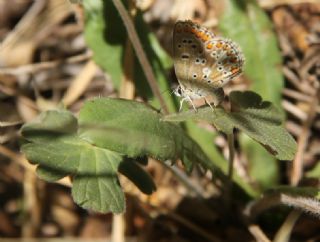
[173,20,244,110]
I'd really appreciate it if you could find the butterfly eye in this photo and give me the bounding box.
[174,86,182,97]
[203,74,208,79]
[182,39,187,43]
[188,40,193,44]
[178,44,182,48]
[195,58,200,64]
[192,74,197,78]
[218,67,223,71]
[201,59,206,64]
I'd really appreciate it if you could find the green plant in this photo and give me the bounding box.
[19,1,320,233]
[21,90,297,213]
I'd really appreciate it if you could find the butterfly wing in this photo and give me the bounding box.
[173,20,244,90]
[173,20,215,90]
[204,37,244,87]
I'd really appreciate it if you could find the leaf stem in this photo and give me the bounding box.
[111,0,169,114]
[161,160,206,198]
[225,132,235,210]
[227,133,235,182]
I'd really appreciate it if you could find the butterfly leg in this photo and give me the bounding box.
[186,96,197,112]
[204,97,214,111]
[178,98,185,112]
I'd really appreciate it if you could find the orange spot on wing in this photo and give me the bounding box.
[216,42,223,48]
[195,31,202,38]
[191,28,197,34]
[223,45,230,50]
[201,34,210,42]
[206,43,213,49]
[231,67,240,74]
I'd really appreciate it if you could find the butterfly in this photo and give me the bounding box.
[173,20,244,111]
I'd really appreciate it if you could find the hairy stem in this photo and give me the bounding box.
[244,192,320,220]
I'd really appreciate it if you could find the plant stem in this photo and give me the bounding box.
[227,133,235,181]
[226,132,235,208]
[244,193,320,220]
[111,0,169,114]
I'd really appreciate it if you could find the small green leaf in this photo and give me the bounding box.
[229,91,295,160]
[119,157,156,195]
[164,91,297,161]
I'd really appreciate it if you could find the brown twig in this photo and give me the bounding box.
[0,51,91,75]
[282,100,307,121]
[248,224,271,242]
[62,60,97,107]
[273,210,302,242]
[259,0,320,8]
[290,88,319,185]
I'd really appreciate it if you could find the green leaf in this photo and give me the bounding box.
[164,91,297,161]
[21,99,221,213]
[229,91,295,160]
[119,157,156,195]
[83,0,125,89]
[78,97,211,172]
[219,0,283,105]
[21,110,125,213]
